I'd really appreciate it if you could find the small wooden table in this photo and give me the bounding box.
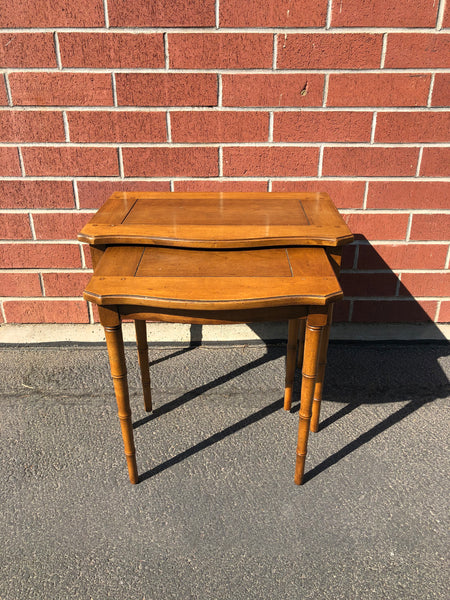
[78,192,353,485]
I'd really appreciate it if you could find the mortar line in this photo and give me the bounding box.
[4,73,13,106]
[370,112,377,143]
[326,0,333,29]
[217,73,223,107]
[39,273,46,296]
[322,73,329,107]
[111,73,118,107]
[164,33,170,70]
[79,243,86,268]
[73,180,80,209]
[272,34,278,69]
[1,26,450,33]
[28,213,37,240]
[166,111,172,142]
[17,147,25,176]
[103,0,110,29]
[118,147,124,178]
[415,147,424,177]
[348,300,354,322]
[317,145,324,177]
[0,302,6,324]
[445,244,450,270]
[215,0,220,29]
[268,112,274,142]
[62,111,70,142]
[405,213,413,241]
[427,73,435,107]
[437,0,447,29]
[218,146,223,176]
[54,32,62,69]
[362,181,369,209]
[380,32,388,69]
[267,179,272,191]
[4,106,450,113]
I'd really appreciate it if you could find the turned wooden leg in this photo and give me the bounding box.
[310,305,333,433]
[294,310,327,485]
[135,320,152,412]
[284,318,300,411]
[101,308,138,484]
[296,317,306,368]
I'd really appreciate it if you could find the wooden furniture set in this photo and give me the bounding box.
[78,192,353,485]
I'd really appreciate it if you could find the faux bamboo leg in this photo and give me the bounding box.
[294,312,326,485]
[310,305,333,433]
[296,317,306,368]
[135,320,152,412]
[284,318,300,411]
[104,318,138,484]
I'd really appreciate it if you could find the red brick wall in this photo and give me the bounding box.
[0,0,449,324]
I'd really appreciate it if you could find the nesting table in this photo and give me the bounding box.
[78,192,353,485]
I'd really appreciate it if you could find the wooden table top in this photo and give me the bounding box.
[78,192,353,249]
[84,245,343,311]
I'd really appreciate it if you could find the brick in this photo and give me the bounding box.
[323,147,418,177]
[116,74,217,107]
[33,213,93,240]
[273,112,372,142]
[340,273,398,297]
[0,78,7,105]
[0,244,81,268]
[77,181,171,209]
[223,74,324,107]
[333,300,351,322]
[0,214,32,240]
[367,182,450,210]
[22,147,119,177]
[59,33,164,69]
[0,33,56,68]
[0,181,74,209]
[42,273,91,297]
[375,112,450,143]
[420,148,450,177]
[3,300,89,324]
[0,147,21,176]
[344,213,409,241]
[9,73,113,107]
[0,0,104,27]
[171,111,269,142]
[432,74,450,107]
[223,147,318,177]
[122,147,219,177]
[438,301,450,322]
[173,180,269,192]
[278,34,381,70]
[327,74,430,107]
[331,0,438,27]
[400,273,450,298]
[0,111,65,142]
[385,34,450,69]
[108,0,215,26]
[409,215,450,241]
[358,244,448,270]
[352,300,437,323]
[220,0,327,27]
[341,245,356,270]
[271,180,365,209]
[0,273,41,297]
[169,34,273,69]
[67,111,166,143]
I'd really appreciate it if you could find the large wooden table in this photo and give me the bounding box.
[78,192,353,485]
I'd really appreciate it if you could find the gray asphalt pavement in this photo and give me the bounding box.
[0,341,449,600]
